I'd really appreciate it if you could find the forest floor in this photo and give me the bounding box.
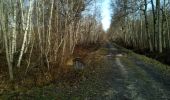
[1,42,170,100]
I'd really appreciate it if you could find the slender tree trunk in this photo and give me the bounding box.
[165,11,170,49]
[11,0,17,63]
[0,1,13,80]
[161,1,166,49]
[144,0,153,52]
[17,0,34,67]
[156,0,162,53]
[140,11,143,48]
[151,0,157,51]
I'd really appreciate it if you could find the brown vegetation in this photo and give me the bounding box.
[0,1,107,93]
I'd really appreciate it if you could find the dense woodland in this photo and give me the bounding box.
[0,0,170,87]
[109,0,170,56]
[0,0,105,81]
[1,0,170,99]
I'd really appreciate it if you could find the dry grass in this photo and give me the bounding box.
[0,43,101,95]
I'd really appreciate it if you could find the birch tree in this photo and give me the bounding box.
[144,0,153,52]
[17,0,34,67]
[156,0,162,53]
[0,0,104,80]
[0,0,14,80]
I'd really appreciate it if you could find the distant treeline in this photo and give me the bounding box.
[109,0,170,53]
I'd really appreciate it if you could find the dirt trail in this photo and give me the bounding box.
[101,43,170,100]
[116,57,127,77]
[1,43,170,100]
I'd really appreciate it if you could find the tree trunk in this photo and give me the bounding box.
[17,0,34,67]
[156,0,162,53]
[151,0,157,51]
[144,0,153,52]
[0,1,14,80]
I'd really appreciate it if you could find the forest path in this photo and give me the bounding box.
[1,42,170,100]
[97,43,170,100]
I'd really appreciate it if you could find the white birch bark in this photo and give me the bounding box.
[0,1,14,80]
[11,0,17,63]
[48,0,54,49]
[17,0,34,67]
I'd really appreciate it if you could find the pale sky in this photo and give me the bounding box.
[101,0,112,31]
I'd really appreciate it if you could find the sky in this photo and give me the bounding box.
[101,0,112,31]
